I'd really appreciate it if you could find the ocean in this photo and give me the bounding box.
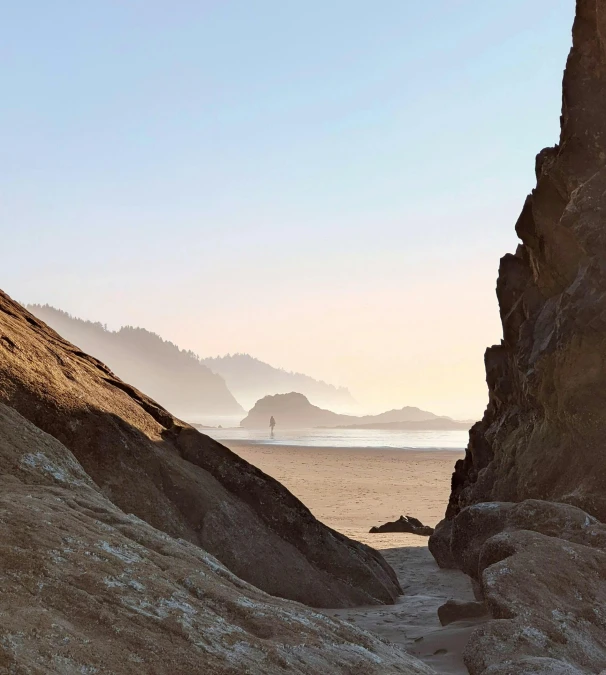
[202,427,469,451]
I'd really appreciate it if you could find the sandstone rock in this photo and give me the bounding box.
[437,599,487,626]
[0,290,400,608]
[436,0,606,524]
[0,403,433,674]
[369,515,434,536]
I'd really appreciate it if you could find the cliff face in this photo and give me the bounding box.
[443,1,606,522]
[427,6,606,672]
[0,403,433,675]
[0,290,400,608]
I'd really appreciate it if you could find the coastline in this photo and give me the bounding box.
[229,442,463,545]
[228,441,480,673]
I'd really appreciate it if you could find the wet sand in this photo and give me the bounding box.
[229,442,484,674]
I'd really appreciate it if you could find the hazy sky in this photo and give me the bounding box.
[3,1,574,418]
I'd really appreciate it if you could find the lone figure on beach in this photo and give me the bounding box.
[269,416,276,436]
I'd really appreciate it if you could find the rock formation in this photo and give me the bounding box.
[370,516,434,536]
[430,2,606,673]
[439,0,606,526]
[446,499,606,674]
[0,403,434,674]
[241,392,449,429]
[0,290,400,608]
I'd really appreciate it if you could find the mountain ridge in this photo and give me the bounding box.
[27,304,244,419]
[201,353,357,412]
[27,304,358,419]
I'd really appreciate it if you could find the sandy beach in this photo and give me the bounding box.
[230,442,484,674]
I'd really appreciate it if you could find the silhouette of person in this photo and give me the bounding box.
[269,415,276,437]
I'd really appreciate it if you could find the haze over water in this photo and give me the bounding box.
[205,427,468,451]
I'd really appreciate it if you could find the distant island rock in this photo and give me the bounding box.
[27,304,244,419]
[201,353,357,412]
[240,392,468,430]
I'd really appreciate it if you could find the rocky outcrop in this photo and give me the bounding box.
[429,3,606,672]
[0,289,400,608]
[0,403,434,674]
[370,516,434,536]
[438,0,606,524]
[241,392,446,429]
[443,499,606,674]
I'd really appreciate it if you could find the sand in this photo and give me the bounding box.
[229,442,485,674]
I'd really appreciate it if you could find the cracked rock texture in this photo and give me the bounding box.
[0,289,400,608]
[0,403,433,674]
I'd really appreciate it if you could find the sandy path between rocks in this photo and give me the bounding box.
[229,442,485,674]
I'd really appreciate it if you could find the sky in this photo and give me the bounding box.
[2,1,575,418]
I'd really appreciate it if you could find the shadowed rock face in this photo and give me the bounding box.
[0,403,434,675]
[0,290,400,608]
[429,3,606,673]
[441,0,606,525]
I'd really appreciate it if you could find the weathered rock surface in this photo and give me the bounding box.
[0,289,400,608]
[369,516,434,536]
[0,403,434,674]
[437,0,606,523]
[437,500,606,674]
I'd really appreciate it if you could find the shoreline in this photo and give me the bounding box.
[222,439,465,452]
[229,441,478,672]
[230,442,463,541]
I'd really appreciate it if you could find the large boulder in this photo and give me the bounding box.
[468,527,606,674]
[435,0,606,524]
[0,403,433,674]
[0,290,400,608]
[434,499,606,674]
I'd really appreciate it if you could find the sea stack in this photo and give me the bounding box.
[431,3,606,673]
